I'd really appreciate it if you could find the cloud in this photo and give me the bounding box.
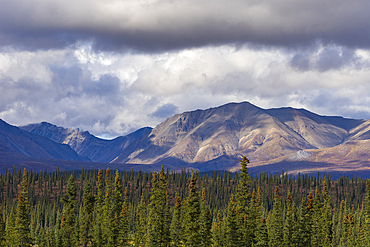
[290,54,310,71]
[1,0,370,52]
[0,0,369,140]
[1,43,370,138]
[151,103,179,118]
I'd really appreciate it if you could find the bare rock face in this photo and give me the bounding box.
[113,102,364,168]
[288,150,312,161]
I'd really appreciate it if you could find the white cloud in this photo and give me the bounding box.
[1,43,370,137]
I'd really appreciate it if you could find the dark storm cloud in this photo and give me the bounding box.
[1,0,370,52]
[290,54,310,71]
[151,103,179,118]
[50,66,122,103]
[316,47,356,72]
[289,46,364,72]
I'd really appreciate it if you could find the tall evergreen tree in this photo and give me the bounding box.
[299,191,314,247]
[120,188,130,246]
[254,188,268,247]
[134,194,147,247]
[212,211,225,247]
[171,194,183,247]
[183,170,201,246]
[93,169,104,247]
[235,156,254,246]
[311,187,322,246]
[321,176,333,245]
[15,168,33,246]
[200,188,212,246]
[102,168,112,246]
[283,191,295,247]
[225,196,239,246]
[54,211,63,247]
[147,166,171,246]
[74,210,81,246]
[110,170,123,246]
[268,186,283,247]
[340,200,354,246]
[61,173,77,247]
[5,206,17,246]
[80,182,94,247]
[249,189,258,234]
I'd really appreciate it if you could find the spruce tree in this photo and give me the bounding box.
[74,211,81,246]
[212,211,225,247]
[311,187,322,246]
[102,168,112,246]
[5,206,17,247]
[299,192,314,247]
[80,182,94,247]
[120,187,130,246]
[147,166,171,246]
[200,188,212,246]
[134,194,147,247]
[254,188,268,247]
[110,170,123,246]
[321,176,333,245]
[235,156,254,246]
[340,200,353,246]
[183,170,201,246]
[226,196,240,246]
[60,173,77,247]
[283,192,294,247]
[54,211,63,247]
[93,169,104,247]
[268,186,283,247]
[15,168,33,246]
[249,189,258,232]
[171,194,183,247]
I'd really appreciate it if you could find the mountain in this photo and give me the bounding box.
[112,102,366,171]
[4,101,370,174]
[20,122,152,163]
[0,119,86,162]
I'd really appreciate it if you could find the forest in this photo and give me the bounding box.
[0,156,369,246]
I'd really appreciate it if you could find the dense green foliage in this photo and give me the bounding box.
[0,159,370,246]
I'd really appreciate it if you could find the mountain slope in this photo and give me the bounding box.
[0,119,86,161]
[266,107,363,148]
[113,102,364,167]
[20,122,152,163]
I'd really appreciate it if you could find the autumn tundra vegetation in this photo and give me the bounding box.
[0,157,370,246]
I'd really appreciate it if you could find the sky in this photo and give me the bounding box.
[1,0,370,138]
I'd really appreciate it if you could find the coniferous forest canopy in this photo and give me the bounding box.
[0,157,370,246]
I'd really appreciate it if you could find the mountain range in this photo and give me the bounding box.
[1,101,370,175]
[20,122,152,163]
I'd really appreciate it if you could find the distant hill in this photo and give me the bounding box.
[20,122,152,163]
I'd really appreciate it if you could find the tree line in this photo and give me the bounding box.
[0,157,370,246]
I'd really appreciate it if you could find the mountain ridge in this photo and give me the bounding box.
[112,101,365,167]
[1,101,369,174]
[0,119,87,162]
[20,122,152,163]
